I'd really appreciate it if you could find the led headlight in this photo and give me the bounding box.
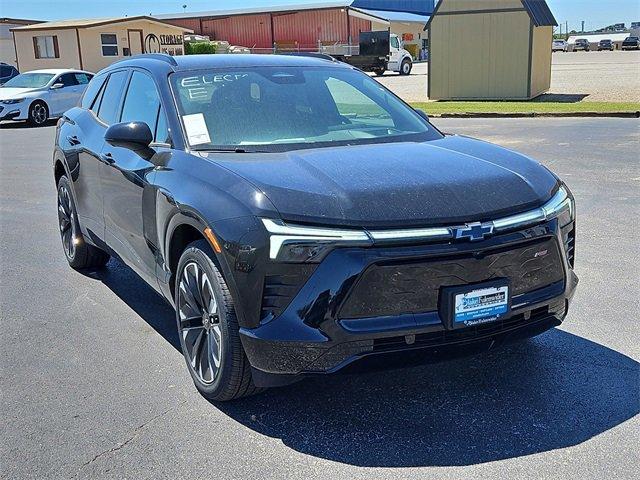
[1,98,25,104]
[541,185,575,227]
[261,219,371,262]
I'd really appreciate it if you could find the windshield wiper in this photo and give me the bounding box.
[192,145,268,153]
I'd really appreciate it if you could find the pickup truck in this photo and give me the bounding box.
[322,31,413,76]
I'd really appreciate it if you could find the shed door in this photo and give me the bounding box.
[128,29,144,55]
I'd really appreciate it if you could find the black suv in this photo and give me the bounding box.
[54,54,578,400]
[573,39,591,51]
[622,36,640,50]
[597,39,614,51]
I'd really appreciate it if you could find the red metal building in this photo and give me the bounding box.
[157,2,388,51]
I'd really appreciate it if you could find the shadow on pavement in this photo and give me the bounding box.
[531,93,589,103]
[0,119,57,129]
[88,259,639,467]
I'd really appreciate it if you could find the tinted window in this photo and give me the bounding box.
[81,74,107,109]
[120,71,161,132]
[58,73,79,87]
[97,70,129,124]
[0,66,10,77]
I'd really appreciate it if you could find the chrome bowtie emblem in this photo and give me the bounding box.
[454,222,494,242]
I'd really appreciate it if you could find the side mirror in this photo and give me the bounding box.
[105,121,153,152]
[415,108,429,122]
[50,83,64,89]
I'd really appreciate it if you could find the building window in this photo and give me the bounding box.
[100,34,118,56]
[33,36,59,59]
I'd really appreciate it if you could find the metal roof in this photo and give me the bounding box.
[521,0,557,27]
[567,32,633,43]
[156,2,352,20]
[156,0,434,20]
[356,8,429,23]
[11,15,193,32]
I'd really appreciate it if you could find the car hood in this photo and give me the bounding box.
[205,135,559,228]
[0,87,38,100]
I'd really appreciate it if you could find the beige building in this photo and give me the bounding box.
[426,0,557,100]
[11,16,192,73]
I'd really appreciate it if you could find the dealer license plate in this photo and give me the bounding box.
[454,285,509,326]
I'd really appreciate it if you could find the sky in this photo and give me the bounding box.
[1,0,639,32]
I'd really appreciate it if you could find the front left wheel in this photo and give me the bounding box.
[28,100,49,127]
[175,240,262,401]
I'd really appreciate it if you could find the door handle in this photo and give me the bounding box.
[100,152,115,165]
[66,135,81,146]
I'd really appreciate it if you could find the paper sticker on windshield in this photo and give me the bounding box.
[182,113,210,145]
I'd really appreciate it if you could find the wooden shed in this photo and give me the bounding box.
[426,0,557,100]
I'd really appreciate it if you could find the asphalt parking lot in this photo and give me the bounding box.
[1,117,638,479]
[376,51,640,102]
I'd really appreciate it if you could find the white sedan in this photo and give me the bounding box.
[0,69,93,126]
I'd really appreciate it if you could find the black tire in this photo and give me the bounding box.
[400,58,412,75]
[374,67,385,76]
[57,176,110,269]
[28,100,49,127]
[175,239,262,401]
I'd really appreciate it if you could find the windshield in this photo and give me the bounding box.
[2,73,54,89]
[171,66,441,152]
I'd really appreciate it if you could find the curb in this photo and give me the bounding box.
[431,111,640,119]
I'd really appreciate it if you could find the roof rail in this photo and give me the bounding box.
[282,52,337,62]
[130,53,178,66]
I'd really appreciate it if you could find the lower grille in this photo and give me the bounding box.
[372,305,553,351]
[340,238,564,319]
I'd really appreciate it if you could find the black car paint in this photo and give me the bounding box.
[54,54,577,386]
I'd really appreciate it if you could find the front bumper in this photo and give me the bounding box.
[0,105,22,121]
[240,219,578,386]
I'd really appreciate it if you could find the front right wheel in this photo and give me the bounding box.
[175,240,262,401]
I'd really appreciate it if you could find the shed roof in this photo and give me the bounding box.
[426,0,557,28]
[521,0,557,27]
[11,15,193,32]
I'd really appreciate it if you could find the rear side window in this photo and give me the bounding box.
[80,74,107,109]
[120,71,169,143]
[58,73,79,87]
[75,73,91,85]
[97,70,129,125]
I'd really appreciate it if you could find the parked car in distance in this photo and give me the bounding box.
[0,63,19,86]
[552,39,568,52]
[573,39,590,51]
[621,36,640,50]
[0,69,93,126]
[597,39,615,51]
[54,54,578,401]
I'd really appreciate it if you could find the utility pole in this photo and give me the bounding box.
[566,21,568,39]
[581,20,585,32]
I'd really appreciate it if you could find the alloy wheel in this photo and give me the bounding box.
[32,103,47,124]
[178,261,222,384]
[57,184,76,259]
